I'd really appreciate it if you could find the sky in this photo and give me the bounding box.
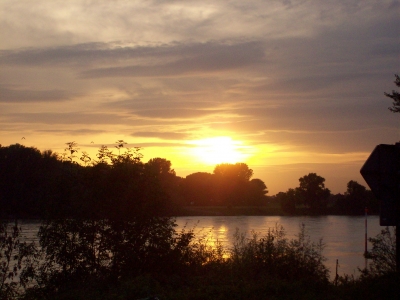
[0,0,399,195]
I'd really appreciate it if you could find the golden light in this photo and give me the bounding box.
[188,136,251,165]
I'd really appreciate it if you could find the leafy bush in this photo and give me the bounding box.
[1,220,37,300]
[21,222,336,299]
[228,224,329,283]
[364,226,396,276]
[334,227,398,300]
[22,217,200,296]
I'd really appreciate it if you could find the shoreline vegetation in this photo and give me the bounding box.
[177,205,380,216]
[0,219,398,300]
[179,204,287,216]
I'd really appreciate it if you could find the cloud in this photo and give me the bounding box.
[0,41,264,69]
[80,41,265,78]
[134,142,190,148]
[2,112,134,125]
[0,43,113,66]
[130,108,222,119]
[36,129,105,135]
[0,85,75,103]
[132,131,190,140]
[214,98,398,135]
[0,42,183,67]
[1,1,398,50]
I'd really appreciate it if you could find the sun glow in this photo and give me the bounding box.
[188,136,251,165]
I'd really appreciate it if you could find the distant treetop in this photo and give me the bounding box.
[385,74,400,113]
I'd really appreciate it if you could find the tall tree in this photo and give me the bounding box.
[145,157,176,177]
[181,172,215,206]
[344,180,368,215]
[0,144,69,218]
[296,173,330,214]
[213,163,253,181]
[213,163,254,206]
[277,188,297,214]
[385,74,400,113]
[144,158,180,211]
[334,180,378,215]
[247,178,268,206]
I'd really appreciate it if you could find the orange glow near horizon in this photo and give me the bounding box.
[186,136,253,166]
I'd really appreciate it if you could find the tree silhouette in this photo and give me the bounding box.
[385,74,400,113]
[277,188,297,214]
[296,173,330,214]
[96,145,113,164]
[247,178,268,206]
[213,163,253,181]
[212,163,259,206]
[0,144,43,217]
[333,180,378,215]
[144,157,177,200]
[64,141,79,163]
[79,151,91,166]
[344,180,368,214]
[181,172,215,206]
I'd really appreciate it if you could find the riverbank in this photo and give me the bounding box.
[177,204,284,216]
[175,205,378,216]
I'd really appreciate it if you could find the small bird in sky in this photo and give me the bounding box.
[90,141,94,143]
[21,137,25,139]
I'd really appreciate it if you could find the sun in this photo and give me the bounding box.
[188,136,250,165]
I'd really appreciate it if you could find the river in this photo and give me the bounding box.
[19,215,386,279]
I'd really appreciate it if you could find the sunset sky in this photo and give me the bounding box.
[1,0,399,195]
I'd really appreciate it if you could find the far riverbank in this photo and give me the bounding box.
[176,205,378,216]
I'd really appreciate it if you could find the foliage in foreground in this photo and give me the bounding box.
[332,226,399,300]
[364,226,396,276]
[2,219,332,299]
[1,219,398,300]
[229,224,329,282]
[0,221,37,300]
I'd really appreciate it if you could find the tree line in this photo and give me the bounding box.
[274,174,378,215]
[0,141,377,219]
[0,142,267,219]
